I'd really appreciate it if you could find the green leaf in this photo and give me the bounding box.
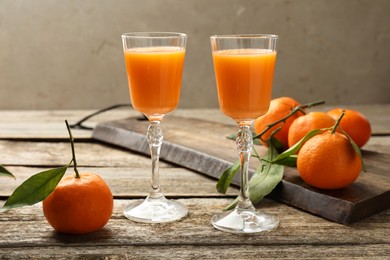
[1,163,70,212]
[268,136,285,153]
[274,154,297,167]
[224,197,238,210]
[0,165,15,179]
[224,146,284,210]
[253,138,262,146]
[227,133,236,141]
[272,129,324,165]
[339,128,366,172]
[216,160,240,194]
[249,161,283,203]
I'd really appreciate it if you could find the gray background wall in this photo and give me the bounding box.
[0,0,389,110]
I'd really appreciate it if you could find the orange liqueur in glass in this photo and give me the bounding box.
[124,46,185,117]
[212,49,276,122]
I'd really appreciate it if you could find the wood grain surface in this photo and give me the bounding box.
[0,199,388,259]
[0,166,238,198]
[0,108,389,259]
[0,104,388,139]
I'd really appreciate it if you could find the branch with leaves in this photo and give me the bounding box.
[217,100,326,209]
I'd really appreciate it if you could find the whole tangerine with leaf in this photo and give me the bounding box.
[43,120,113,235]
[296,113,364,190]
[288,111,336,148]
[1,120,113,235]
[327,108,371,148]
[43,172,113,235]
[254,96,305,151]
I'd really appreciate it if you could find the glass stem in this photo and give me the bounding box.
[236,124,254,210]
[147,120,163,199]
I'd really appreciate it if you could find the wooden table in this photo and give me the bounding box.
[0,106,389,259]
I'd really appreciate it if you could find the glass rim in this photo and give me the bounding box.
[122,32,187,39]
[210,34,278,40]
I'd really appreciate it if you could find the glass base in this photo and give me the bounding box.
[123,196,188,223]
[211,207,279,234]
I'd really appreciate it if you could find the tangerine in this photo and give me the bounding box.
[297,131,362,189]
[43,172,113,235]
[288,111,336,148]
[254,97,304,150]
[327,108,371,148]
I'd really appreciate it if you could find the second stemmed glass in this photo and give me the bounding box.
[210,34,280,233]
[121,32,188,223]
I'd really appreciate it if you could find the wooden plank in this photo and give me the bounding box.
[0,105,388,139]
[362,136,390,154]
[0,166,238,197]
[0,109,137,139]
[0,244,388,259]
[0,199,388,247]
[0,140,158,167]
[93,116,390,224]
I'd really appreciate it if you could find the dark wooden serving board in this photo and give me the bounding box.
[92,116,390,224]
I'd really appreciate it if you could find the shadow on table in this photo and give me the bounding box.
[49,228,114,244]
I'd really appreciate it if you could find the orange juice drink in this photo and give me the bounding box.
[212,49,276,121]
[124,46,185,116]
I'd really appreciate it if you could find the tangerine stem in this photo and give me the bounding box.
[65,120,80,178]
[254,100,325,143]
[331,111,345,134]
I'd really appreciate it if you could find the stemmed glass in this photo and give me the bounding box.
[121,32,188,223]
[210,34,279,233]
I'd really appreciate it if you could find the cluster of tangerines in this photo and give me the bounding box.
[254,97,371,190]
